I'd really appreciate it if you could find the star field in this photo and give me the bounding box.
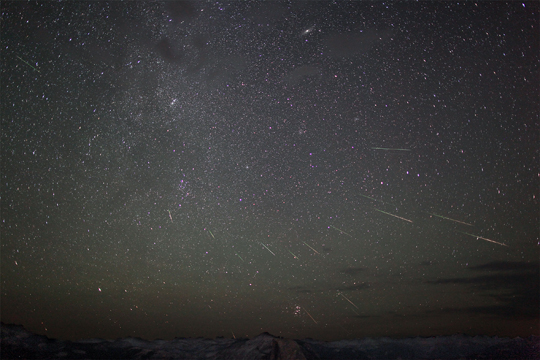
[1,1,538,341]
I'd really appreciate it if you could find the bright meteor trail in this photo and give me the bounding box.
[358,194,380,202]
[16,55,41,73]
[375,209,413,223]
[371,147,411,151]
[329,225,353,237]
[303,307,318,324]
[338,292,359,309]
[302,241,320,254]
[258,242,275,256]
[430,213,473,226]
[458,231,508,247]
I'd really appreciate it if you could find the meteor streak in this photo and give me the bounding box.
[287,249,299,259]
[359,194,379,202]
[375,209,413,223]
[430,213,472,226]
[235,253,244,262]
[259,242,275,256]
[329,225,353,237]
[302,241,320,254]
[459,231,508,247]
[167,210,173,223]
[371,147,411,151]
[16,55,40,73]
[338,292,359,309]
[208,230,215,239]
[303,307,318,324]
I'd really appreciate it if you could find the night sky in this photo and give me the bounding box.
[1,1,538,342]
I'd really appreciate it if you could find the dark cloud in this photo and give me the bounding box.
[244,2,291,27]
[156,38,183,63]
[282,65,322,86]
[426,260,539,319]
[337,283,369,292]
[340,267,368,276]
[166,1,198,23]
[288,286,312,294]
[321,246,332,253]
[437,304,537,318]
[353,314,379,319]
[206,55,248,87]
[323,29,393,58]
[469,260,539,272]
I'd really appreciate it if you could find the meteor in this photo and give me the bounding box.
[16,55,40,73]
[338,292,359,309]
[258,242,275,256]
[430,213,473,226]
[371,147,411,151]
[329,225,353,237]
[375,209,413,223]
[458,231,508,247]
[359,194,379,202]
[302,307,318,324]
[287,249,299,259]
[302,241,320,254]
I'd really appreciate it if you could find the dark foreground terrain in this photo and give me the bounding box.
[1,323,538,359]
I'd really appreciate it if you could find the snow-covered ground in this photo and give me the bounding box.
[1,323,538,359]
